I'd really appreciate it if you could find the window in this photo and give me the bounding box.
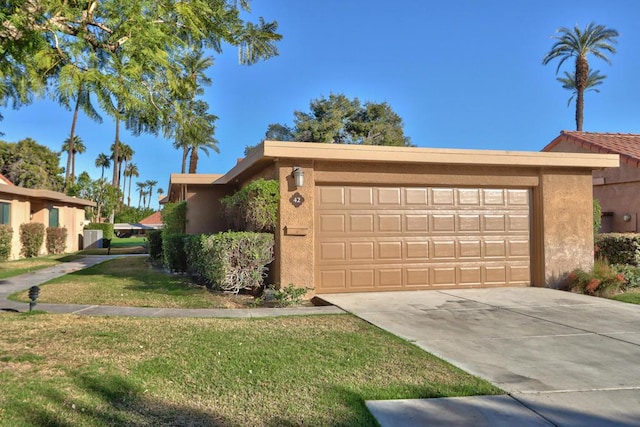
[49,208,59,227]
[0,202,9,225]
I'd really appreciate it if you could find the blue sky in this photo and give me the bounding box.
[3,0,640,208]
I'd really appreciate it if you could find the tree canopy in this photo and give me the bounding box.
[0,138,64,190]
[543,22,618,131]
[264,93,412,146]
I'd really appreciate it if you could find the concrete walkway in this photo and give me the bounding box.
[0,255,343,317]
[321,288,640,426]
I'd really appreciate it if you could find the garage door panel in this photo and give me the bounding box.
[316,185,531,293]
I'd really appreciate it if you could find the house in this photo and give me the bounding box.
[0,175,96,259]
[165,141,617,294]
[543,131,640,233]
[114,211,163,237]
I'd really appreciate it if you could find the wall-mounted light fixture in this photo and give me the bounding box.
[292,166,304,188]
[623,213,633,222]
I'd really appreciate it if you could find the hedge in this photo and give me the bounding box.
[185,231,274,294]
[46,227,67,254]
[221,179,279,232]
[85,222,114,240]
[0,224,13,261]
[163,233,188,272]
[147,229,163,261]
[161,202,186,236]
[596,233,640,266]
[20,222,45,258]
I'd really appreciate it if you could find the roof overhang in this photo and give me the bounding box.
[216,140,620,184]
[0,186,96,207]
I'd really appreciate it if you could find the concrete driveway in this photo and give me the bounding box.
[321,287,640,426]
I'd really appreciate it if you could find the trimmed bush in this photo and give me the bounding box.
[596,233,640,266]
[593,199,602,237]
[184,231,273,294]
[46,227,67,254]
[612,264,640,290]
[163,233,188,272]
[161,202,187,236]
[147,229,163,261]
[221,179,279,232]
[566,260,625,297]
[0,224,13,261]
[20,222,45,258]
[85,222,114,240]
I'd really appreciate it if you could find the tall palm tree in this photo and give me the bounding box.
[95,153,111,180]
[145,179,158,208]
[557,70,607,107]
[136,182,146,208]
[124,163,139,207]
[111,141,134,197]
[157,188,165,207]
[543,22,618,131]
[62,136,86,185]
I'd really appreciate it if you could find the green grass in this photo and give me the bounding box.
[80,236,147,255]
[11,257,254,309]
[611,291,640,304]
[0,313,501,426]
[0,254,81,280]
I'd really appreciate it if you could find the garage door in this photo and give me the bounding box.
[315,186,530,293]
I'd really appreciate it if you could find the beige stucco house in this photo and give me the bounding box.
[166,141,617,294]
[543,131,640,233]
[0,175,95,259]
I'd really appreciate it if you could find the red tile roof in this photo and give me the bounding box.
[543,131,640,168]
[139,211,162,225]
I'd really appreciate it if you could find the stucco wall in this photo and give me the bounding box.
[276,159,315,289]
[549,138,640,232]
[185,185,232,235]
[535,170,594,287]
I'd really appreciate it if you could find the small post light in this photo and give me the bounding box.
[28,286,40,311]
[292,166,304,188]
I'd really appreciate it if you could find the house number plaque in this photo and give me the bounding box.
[290,192,305,208]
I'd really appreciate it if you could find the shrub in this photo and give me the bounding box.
[46,227,67,254]
[566,260,625,297]
[270,284,313,307]
[185,231,274,294]
[221,179,279,232]
[147,229,163,261]
[184,234,211,284]
[0,224,13,261]
[20,223,45,258]
[85,222,114,240]
[612,264,640,290]
[595,233,640,266]
[593,199,602,237]
[163,233,188,272]
[161,202,187,236]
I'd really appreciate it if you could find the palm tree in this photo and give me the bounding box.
[136,182,146,208]
[157,188,165,207]
[145,179,158,208]
[95,153,111,180]
[111,141,134,197]
[62,136,86,185]
[124,163,139,207]
[557,70,607,107]
[543,22,618,131]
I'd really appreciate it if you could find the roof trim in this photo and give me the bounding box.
[0,185,96,207]
[217,140,619,184]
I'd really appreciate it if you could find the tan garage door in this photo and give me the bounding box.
[315,186,530,293]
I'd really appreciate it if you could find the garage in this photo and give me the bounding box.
[315,185,531,293]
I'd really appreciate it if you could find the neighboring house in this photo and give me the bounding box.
[165,141,617,293]
[114,211,163,237]
[0,174,96,259]
[543,131,640,233]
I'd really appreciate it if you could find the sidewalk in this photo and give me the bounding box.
[0,255,343,318]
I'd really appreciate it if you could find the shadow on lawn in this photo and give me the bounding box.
[19,371,230,427]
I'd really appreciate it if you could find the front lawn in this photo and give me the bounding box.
[11,257,253,309]
[0,312,501,426]
[80,236,147,255]
[611,290,640,305]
